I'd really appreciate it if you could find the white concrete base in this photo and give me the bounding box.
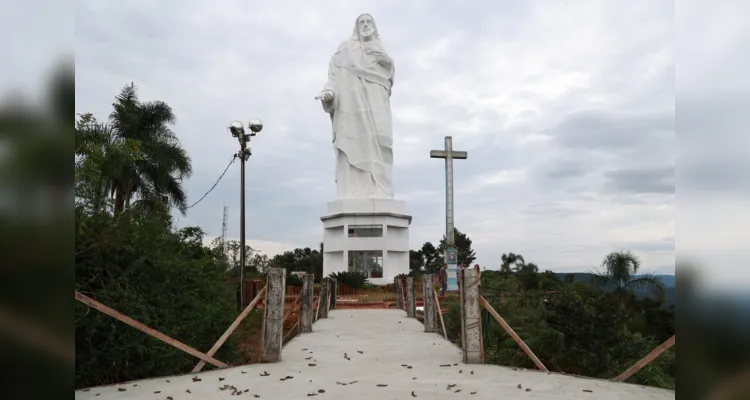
[75,310,675,400]
[321,198,411,285]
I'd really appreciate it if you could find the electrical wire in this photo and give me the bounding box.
[187,154,237,209]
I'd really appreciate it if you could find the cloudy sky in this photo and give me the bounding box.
[74,0,679,274]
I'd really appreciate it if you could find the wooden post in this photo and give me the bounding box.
[479,296,547,371]
[401,278,407,310]
[434,288,447,339]
[74,291,228,368]
[394,277,403,310]
[319,278,330,319]
[300,274,314,333]
[314,295,321,322]
[406,277,416,318]
[261,268,285,362]
[192,286,267,372]
[460,269,482,364]
[422,274,437,332]
[612,335,675,382]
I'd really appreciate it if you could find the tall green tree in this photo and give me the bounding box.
[106,83,192,215]
[270,247,323,281]
[75,113,140,213]
[501,252,526,271]
[437,227,477,266]
[594,250,666,334]
[409,249,424,272]
[221,239,270,276]
[421,242,442,273]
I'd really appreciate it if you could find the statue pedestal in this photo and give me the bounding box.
[321,199,411,285]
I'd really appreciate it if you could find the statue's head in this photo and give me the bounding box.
[352,13,379,41]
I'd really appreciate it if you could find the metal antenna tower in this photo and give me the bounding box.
[221,205,229,251]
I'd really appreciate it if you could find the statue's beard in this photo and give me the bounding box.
[359,29,373,39]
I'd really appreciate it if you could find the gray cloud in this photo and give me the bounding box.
[548,109,674,152]
[73,0,677,274]
[604,166,675,194]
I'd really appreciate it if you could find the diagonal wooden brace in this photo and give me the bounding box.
[192,286,267,373]
[75,291,228,369]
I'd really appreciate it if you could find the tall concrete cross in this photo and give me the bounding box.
[430,136,467,257]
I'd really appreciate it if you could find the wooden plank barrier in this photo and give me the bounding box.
[611,335,675,382]
[433,288,448,339]
[192,286,267,372]
[74,291,228,369]
[479,295,548,372]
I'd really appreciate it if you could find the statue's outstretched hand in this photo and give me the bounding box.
[315,90,334,102]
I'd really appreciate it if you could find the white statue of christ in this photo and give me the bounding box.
[316,13,395,199]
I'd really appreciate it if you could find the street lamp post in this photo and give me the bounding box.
[229,118,263,309]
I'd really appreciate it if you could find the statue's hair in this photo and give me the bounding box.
[351,13,380,41]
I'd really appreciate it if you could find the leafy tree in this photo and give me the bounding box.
[222,239,270,277]
[421,242,442,273]
[102,83,192,215]
[593,250,666,333]
[515,262,539,290]
[437,227,476,266]
[409,249,424,272]
[270,246,323,281]
[501,252,526,271]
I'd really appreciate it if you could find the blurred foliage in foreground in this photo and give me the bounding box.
[0,64,74,398]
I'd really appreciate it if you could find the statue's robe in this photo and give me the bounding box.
[321,37,395,199]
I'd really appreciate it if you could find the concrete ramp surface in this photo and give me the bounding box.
[75,309,675,399]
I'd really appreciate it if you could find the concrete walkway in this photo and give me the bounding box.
[75,309,675,399]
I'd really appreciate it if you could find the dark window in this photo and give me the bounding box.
[347,224,383,238]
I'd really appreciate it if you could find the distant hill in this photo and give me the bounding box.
[554,272,675,305]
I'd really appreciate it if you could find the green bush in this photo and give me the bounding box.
[443,272,674,389]
[75,210,241,388]
[328,271,368,289]
[286,274,303,287]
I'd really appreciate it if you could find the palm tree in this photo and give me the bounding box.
[108,83,192,215]
[594,250,666,334]
[75,114,137,213]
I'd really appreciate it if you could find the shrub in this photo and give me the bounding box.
[286,274,303,287]
[75,210,241,388]
[328,271,368,289]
